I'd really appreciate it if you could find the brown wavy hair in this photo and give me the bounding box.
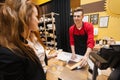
[0,0,40,64]
[25,2,46,49]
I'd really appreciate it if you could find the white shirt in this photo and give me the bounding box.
[27,40,46,71]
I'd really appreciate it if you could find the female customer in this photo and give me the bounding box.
[25,3,57,72]
[0,1,46,80]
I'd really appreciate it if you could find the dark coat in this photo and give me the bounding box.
[0,47,46,80]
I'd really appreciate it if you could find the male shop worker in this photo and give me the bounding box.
[69,7,95,67]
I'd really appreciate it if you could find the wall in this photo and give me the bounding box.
[81,0,101,5]
[81,0,120,41]
[70,0,80,10]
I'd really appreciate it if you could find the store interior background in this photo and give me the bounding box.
[37,0,120,51]
[80,0,120,41]
[38,0,120,52]
[0,0,120,52]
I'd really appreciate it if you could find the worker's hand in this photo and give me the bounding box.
[79,55,88,67]
[71,54,77,60]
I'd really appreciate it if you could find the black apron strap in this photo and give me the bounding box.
[73,22,88,55]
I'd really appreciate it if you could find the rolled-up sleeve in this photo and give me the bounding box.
[86,23,95,49]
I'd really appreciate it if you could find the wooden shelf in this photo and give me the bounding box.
[39,12,59,49]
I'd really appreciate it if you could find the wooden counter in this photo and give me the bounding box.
[46,58,88,80]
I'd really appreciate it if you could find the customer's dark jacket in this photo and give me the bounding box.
[0,46,46,80]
